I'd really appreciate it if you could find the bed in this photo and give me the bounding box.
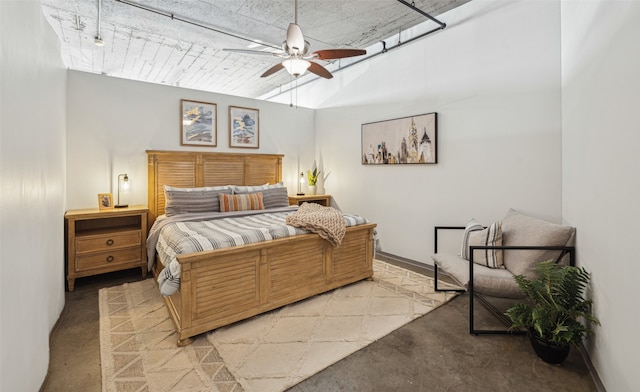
[146,150,377,346]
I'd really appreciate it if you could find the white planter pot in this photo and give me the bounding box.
[308,185,316,195]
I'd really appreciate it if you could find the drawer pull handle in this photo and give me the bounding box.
[106,239,114,246]
[106,255,114,263]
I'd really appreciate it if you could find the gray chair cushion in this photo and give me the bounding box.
[432,253,524,298]
[501,209,575,279]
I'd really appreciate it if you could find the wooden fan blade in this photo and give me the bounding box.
[286,23,305,53]
[311,49,367,60]
[307,62,333,79]
[261,63,285,78]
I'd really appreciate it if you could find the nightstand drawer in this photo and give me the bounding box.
[76,247,142,271]
[75,231,141,254]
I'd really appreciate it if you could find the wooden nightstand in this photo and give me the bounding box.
[288,194,331,206]
[64,206,148,291]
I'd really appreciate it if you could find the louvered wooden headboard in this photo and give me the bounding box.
[146,150,283,224]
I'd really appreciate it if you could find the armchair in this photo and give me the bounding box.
[432,209,575,335]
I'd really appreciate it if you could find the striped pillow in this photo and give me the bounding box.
[164,185,232,216]
[219,192,264,212]
[466,222,504,269]
[235,186,290,209]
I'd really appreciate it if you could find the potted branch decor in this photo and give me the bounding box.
[307,164,320,195]
[505,261,600,364]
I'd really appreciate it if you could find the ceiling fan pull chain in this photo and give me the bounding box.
[289,73,294,107]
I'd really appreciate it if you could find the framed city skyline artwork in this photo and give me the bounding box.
[361,112,437,165]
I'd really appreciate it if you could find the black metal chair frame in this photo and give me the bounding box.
[433,226,575,335]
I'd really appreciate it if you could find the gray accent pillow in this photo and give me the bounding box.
[235,186,289,209]
[501,209,575,279]
[164,185,232,216]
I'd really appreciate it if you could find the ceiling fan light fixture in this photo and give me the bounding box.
[283,58,310,77]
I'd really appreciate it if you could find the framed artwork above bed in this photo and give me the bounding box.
[180,99,217,147]
[361,112,437,165]
[229,106,260,149]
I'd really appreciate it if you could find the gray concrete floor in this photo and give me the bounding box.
[44,269,149,392]
[43,264,600,392]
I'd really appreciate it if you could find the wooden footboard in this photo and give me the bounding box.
[154,222,376,345]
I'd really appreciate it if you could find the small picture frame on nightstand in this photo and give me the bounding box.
[98,193,113,210]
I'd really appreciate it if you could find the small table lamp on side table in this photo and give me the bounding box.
[115,173,129,208]
[297,171,305,196]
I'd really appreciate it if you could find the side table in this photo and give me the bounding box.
[288,194,331,207]
[64,205,148,291]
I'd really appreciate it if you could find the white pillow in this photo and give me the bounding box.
[460,218,483,259]
[460,218,504,269]
[232,182,284,193]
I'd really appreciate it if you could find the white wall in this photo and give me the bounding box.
[0,1,67,391]
[562,1,640,391]
[7,1,630,391]
[66,72,316,210]
[301,0,564,263]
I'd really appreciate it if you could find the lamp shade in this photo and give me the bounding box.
[115,173,129,208]
[297,171,305,195]
[283,59,311,78]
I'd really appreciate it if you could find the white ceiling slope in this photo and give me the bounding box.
[41,0,470,99]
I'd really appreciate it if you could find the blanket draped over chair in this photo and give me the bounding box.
[286,202,347,246]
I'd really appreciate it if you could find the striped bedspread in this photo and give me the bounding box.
[155,210,369,296]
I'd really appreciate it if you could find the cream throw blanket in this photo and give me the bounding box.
[285,203,346,246]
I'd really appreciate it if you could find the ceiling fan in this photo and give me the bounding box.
[224,0,366,79]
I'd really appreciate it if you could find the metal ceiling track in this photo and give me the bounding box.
[113,0,281,50]
[396,0,446,30]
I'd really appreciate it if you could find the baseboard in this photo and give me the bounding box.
[579,345,606,392]
[376,251,434,274]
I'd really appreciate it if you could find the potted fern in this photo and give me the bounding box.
[505,261,600,364]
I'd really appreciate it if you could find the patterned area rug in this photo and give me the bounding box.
[99,260,458,392]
